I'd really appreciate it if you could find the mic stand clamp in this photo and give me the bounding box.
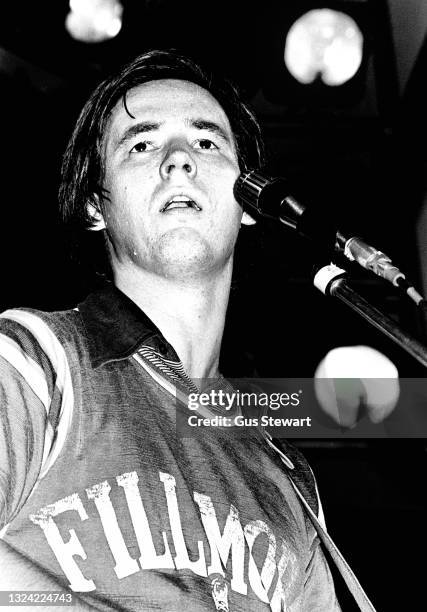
[313,264,427,369]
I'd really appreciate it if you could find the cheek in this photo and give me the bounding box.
[207,164,239,201]
[102,198,139,240]
[103,175,145,225]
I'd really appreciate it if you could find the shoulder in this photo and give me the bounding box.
[0,306,91,394]
[0,305,82,336]
[0,306,87,357]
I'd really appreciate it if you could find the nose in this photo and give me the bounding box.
[159,144,197,180]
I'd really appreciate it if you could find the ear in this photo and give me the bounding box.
[87,197,106,231]
[241,210,257,226]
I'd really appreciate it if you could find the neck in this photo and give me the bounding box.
[114,261,233,379]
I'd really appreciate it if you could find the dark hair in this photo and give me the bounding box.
[59,49,265,230]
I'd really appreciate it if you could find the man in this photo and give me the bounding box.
[0,50,340,611]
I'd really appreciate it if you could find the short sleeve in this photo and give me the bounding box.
[0,310,68,529]
[0,355,47,528]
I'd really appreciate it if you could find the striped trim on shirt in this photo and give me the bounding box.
[137,345,199,394]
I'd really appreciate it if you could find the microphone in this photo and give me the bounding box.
[234,170,338,251]
[234,169,424,304]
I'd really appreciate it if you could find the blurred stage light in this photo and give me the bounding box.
[259,0,398,117]
[284,9,363,86]
[65,0,123,43]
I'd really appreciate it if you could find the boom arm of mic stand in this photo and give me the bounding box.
[314,264,427,369]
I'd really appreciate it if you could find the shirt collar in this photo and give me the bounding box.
[78,283,179,368]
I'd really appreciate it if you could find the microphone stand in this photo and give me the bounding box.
[233,171,427,367]
[314,263,427,369]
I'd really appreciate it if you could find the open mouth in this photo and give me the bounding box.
[160,196,202,212]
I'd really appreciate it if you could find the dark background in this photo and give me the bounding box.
[0,1,426,608]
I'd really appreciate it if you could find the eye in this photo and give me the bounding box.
[193,139,218,151]
[130,141,155,153]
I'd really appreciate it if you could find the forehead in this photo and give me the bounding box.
[105,79,233,141]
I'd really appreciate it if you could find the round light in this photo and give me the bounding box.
[65,0,123,43]
[284,9,364,86]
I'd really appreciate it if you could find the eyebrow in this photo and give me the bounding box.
[189,119,231,144]
[114,122,162,150]
[113,118,232,151]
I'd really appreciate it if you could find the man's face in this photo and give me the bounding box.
[98,78,247,281]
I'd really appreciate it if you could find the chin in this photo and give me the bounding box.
[154,228,229,279]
